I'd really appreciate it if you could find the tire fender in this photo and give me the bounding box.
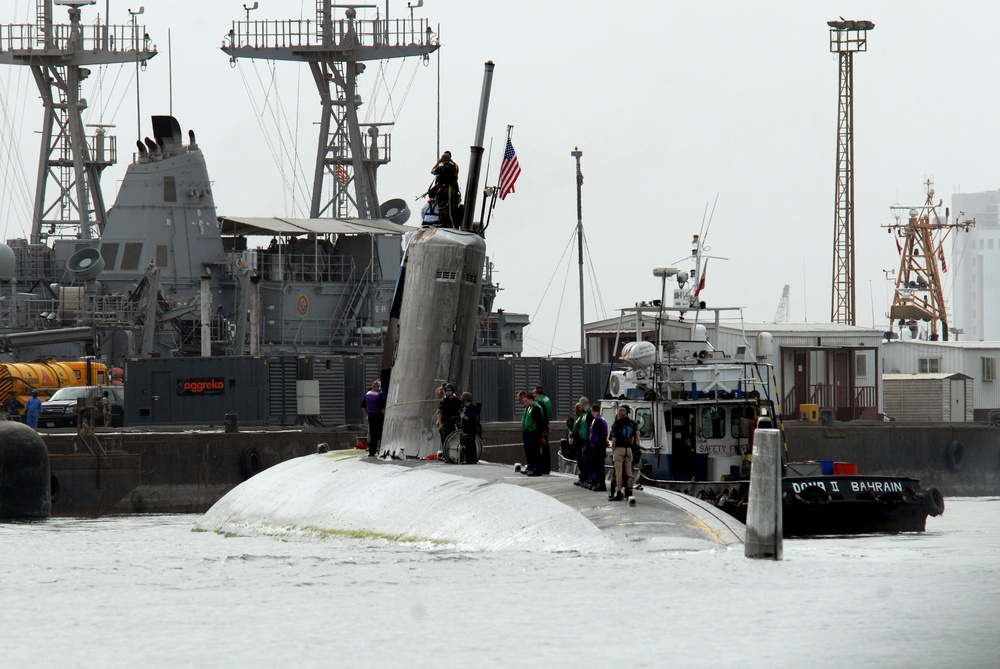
[945,441,965,472]
[240,447,262,480]
[923,487,945,517]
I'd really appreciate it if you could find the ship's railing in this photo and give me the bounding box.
[227,17,435,52]
[0,22,152,55]
[0,292,139,329]
[250,248,356,283]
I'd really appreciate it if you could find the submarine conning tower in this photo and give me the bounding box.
[380,228,486,459]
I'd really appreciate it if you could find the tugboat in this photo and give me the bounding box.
[560,231,946,536]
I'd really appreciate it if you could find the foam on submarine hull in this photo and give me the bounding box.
[196,453,744,553]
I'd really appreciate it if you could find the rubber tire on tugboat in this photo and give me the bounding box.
[924,487,945,517]
[241,447,263,480]
[945,441,966,472]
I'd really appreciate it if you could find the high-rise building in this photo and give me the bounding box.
[951,190,1000,341]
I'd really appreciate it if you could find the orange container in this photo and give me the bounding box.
[833,461,858,475]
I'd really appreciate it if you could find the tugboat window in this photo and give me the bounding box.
[701,406,725,439]
[634,407,653,439]
[730,406,752,438]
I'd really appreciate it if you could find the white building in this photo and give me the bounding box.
[950,190,1000,341]
[882,339,1000,421]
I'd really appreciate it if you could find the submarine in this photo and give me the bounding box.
[196,63,748,553]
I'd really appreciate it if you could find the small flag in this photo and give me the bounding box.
[336,164,349,186]
[577,168,584,186]
[694,260,708,298]
[938,247,948,273]
[895,236,903,255]
[498,138,521,200]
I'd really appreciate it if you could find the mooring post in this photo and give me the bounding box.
[745,428,783,560]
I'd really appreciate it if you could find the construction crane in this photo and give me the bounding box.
[773,285,790,323]
[884,180,974,341]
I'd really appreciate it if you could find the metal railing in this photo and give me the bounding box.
[227,17,435,52]
[0,22,152,55]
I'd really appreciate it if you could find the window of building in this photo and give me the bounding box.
[156,245,168,268]
[701,406,725,439]
[855,352,868,378]
[984,357,996,382]
[918,358,940,374]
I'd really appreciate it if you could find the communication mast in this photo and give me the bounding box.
[0,0,156,243]
[884,180,974,341]
[222,2,439,220]
[828,19,874,325]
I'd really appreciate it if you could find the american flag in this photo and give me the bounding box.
[498,138,521,200]
[336,164,349,186]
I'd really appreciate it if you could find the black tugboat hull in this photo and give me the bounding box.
[578,453,947,536]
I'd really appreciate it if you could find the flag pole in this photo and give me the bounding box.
[477,138,494,234]
[571,146,586,361]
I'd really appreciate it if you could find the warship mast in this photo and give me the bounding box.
[222,1,439,220]
[0,0,156,243]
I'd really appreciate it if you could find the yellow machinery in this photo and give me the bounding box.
[0,359,109,416]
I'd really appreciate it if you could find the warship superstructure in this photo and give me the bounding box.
[0,2,525,367]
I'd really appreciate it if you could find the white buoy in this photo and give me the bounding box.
[745,428,783,560]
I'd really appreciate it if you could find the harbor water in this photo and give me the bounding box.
[1,498,997,669]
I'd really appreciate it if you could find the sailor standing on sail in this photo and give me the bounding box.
[430,151,460,228]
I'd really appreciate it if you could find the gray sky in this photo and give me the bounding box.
[2,1,998,357]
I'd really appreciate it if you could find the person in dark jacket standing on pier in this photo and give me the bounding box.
[362,380,385,456]
[25,391,42,429]
[588,403,609,492]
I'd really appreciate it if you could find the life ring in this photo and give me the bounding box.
[923,487,945,517]
[240,447,262,479]
[945,441,965,472]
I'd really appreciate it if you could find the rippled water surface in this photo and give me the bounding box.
[1,498,997,668]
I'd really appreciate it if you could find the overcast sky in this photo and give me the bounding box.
[2,1,999,357]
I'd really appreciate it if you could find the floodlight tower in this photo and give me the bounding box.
[828,19,874,325]
[0,0,156,243]
[222,2,439,219]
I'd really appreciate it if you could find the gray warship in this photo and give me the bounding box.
[0,1,526,369]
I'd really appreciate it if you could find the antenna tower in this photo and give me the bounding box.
[0,1,156,243]
[828,19,874,325]
[884,180,974,341]
[222,1,439,219]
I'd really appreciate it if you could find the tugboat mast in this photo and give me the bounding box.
[222,1,439,220]
[0,0,156,243]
